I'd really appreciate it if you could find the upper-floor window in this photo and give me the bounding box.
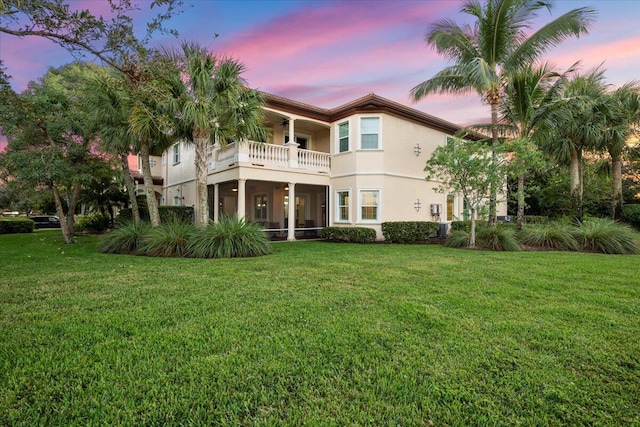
[338,121,349,153]
[360,117,380,149]
[161,152,167,166]
[284,135,309,150]
[173,143,180,164]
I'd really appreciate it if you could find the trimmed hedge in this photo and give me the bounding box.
[0,218,34,234]
[119,206,195,224]
[524,215,549,225]
[621,204,640,229]
[450,220,487,233]
[381,221,439,243]
[321,226,376,243]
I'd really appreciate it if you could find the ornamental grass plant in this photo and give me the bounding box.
[98,221,152,254]
[573,217,640,254]
[138,220,197,257]
[517,221,579,251]
[186,215,270,258]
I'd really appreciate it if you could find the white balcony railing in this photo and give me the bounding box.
[210,141,330,174]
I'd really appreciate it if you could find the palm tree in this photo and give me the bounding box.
[160,42,268,228]
[84,70,141,224]
[410,0,596,225]
[601,83,640,219]
[500,62,576,229]
[538,68,608,223]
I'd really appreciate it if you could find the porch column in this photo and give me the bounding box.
[285,118,298,168]
[213,183,219,223]
[287,182,296,241]
[237,179,246,220]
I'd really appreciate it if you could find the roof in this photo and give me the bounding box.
[263,92,468,136]
[131,171,164,186]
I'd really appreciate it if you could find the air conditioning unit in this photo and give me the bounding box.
[430,204,442,215]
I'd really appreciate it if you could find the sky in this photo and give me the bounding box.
[1,0,639,150]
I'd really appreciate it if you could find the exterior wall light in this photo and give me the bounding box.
[414,199,422,212]
[413,143,422,156]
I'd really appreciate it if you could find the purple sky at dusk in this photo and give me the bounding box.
[1,0,639,150]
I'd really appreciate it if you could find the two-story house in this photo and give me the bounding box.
[153,92,506,240]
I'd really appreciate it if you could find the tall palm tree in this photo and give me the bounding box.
[601,83,640,219]
[538,68,608,223]
[160,42,268,228]
[84,70,140,224]
[500,62,576,229]
[410,0,596,225]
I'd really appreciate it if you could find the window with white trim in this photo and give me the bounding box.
[338,121,349,153]
[162,152,167,165]
[336,190,350,222]
[173,143,180,164]
[360,117,380,149]
[359,189,380,222]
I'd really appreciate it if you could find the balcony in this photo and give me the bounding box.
[208,141,331,174]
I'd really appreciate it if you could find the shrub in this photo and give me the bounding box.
[381,221,439,243]
[76,213,110,233]
[320,226,377,243]
[523,215,549,225]
[98,221,152,254]
[139,221,197,257]
[476,225,521,251]
[186,216,270,258]
[621,204,640,230]
[450,220,487,233]
[445,230,469,248]
[573,217,640,254]
[0,218,34,234]
[517,221,578,251]
[118,206,194,224]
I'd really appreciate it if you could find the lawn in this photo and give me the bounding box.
[1,231,638,426]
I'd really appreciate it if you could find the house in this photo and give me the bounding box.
[152,92,506,240]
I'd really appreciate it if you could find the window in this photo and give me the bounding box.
[173,143,180,164]
[173,195,182,206]
[360,117,380,149]
[254,194,267,221]
[336,190,350,222]
[161,152,167,166]
[359,190,380,222]
[284,135,309,150]
[338,122,349,153]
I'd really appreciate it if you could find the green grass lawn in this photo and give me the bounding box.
[1,231,638,426]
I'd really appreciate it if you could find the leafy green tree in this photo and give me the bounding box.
[0,0,182,74]
[0,63,104,242]
[78,155,128,225]
[159,42,268,227]
[411,0,596,225]
[425,137,508,247]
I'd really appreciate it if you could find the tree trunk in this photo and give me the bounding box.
[66,182,81,237]
[139,142,161,227]
[469,207,477,248]
[488,97,500,227]
[516,173,525,231]
[120,153,140,224]
[51,184,74,244]
[611,152,623,219]
[569,144,583,223]
[194,135,210,228]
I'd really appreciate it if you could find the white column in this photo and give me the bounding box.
[285,118,299,168]
[213,183,219,222]
[287,182,296,241]
[237,179,246,220]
